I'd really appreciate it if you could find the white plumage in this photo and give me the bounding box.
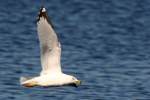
[20,6,80,87]
[37,16,61,75]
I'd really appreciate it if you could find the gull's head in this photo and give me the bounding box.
[71,76,81,87]
[65,75,81,87]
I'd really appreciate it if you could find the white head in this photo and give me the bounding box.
[63,74,81,87]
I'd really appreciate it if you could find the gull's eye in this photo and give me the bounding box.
[72,77,76,80]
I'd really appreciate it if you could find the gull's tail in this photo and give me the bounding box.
[20,77,30,84]
[20,76,36,86]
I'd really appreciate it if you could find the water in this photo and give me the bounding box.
[0,0,150,100]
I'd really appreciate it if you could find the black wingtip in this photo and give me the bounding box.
[37,6,47,22]
[37,6,54,29]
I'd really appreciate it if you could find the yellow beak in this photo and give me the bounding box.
[74,80,81,87]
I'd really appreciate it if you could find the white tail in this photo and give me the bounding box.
[20,76,33,84]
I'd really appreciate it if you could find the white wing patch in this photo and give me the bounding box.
[42,8,46,12]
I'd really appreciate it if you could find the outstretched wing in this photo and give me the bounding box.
[37,7,62,75]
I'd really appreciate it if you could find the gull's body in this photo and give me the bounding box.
[20,7,80,87]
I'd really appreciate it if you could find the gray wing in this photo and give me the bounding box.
[37,7,62,75]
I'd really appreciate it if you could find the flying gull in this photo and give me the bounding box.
[20,6,81,87]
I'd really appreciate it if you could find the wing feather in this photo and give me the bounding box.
[37,7,62,75]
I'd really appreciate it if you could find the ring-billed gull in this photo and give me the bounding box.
[20,6,81,87]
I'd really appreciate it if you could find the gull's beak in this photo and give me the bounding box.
[74,80,81,87]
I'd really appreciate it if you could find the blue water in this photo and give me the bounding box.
[1,0,150,100]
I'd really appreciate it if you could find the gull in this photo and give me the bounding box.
[20,6,81,87]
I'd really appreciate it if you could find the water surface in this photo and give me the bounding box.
[0,0,150,100]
